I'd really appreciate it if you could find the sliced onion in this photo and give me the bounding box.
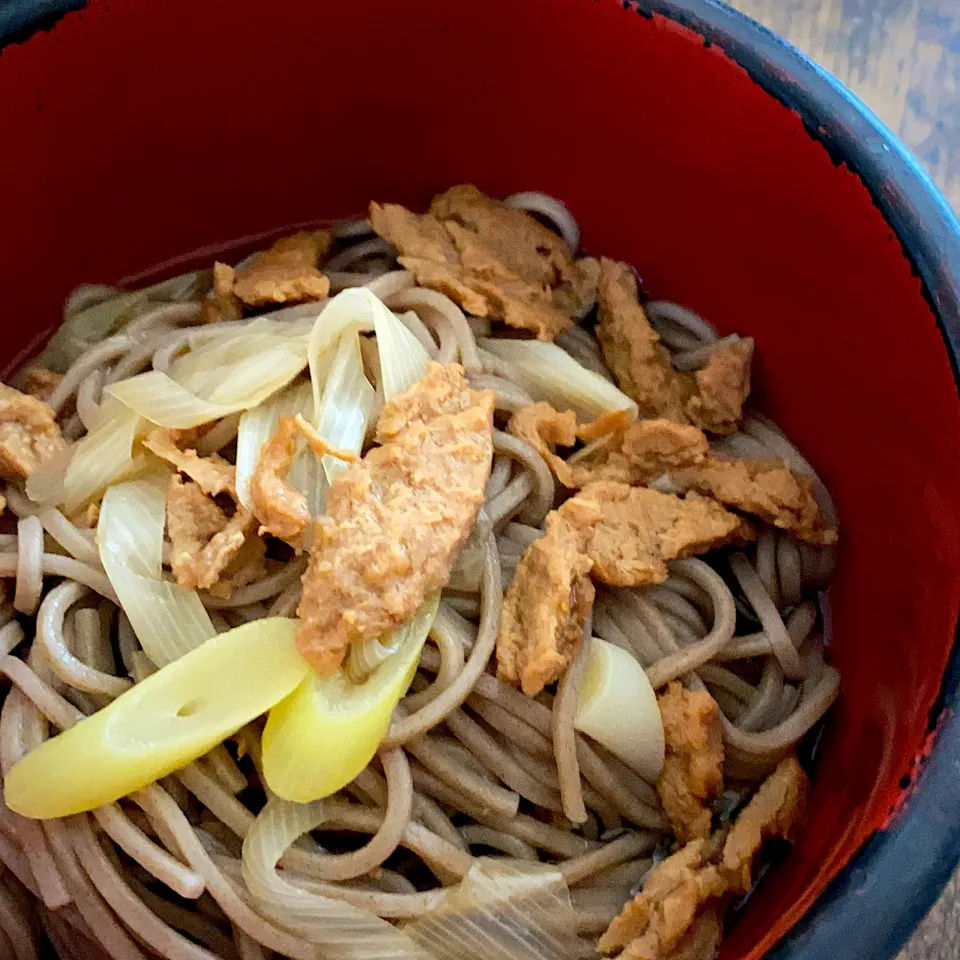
[62,398,146,514]
[262,595,439,803]
[242,798,432,960]
[480,338,637,421]
[313,330,374,484]
[5,619,308,819]
[406,858,579,960]
[574,637,664,781]
[98,475,216,667]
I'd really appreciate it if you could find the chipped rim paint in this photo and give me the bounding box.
[611,4,960,959]
[3,0,960,958]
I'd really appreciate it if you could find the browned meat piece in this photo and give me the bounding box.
[598,837,726,959]
[577,482,751,588]
[199,262,244,324]
[600,757,808,958]
[722,755,809,893]
[206,534,268,601]
[250,415,359,546]
[293,413,360,463]
[566,418,708,488]
[498,481,747,695]
[165,475,257,593]
[661,910,724,960]
[506,401,579,485]
[508,402,707,489]
[232,231,332,306]
[496,496,601,696]
[296,363,494,675]
[370,185,598,340]
[22,367,62,403]
[657,682,725,842]
[0,384,66,481]
[250,416,311,546]
[143,429,236,497]
[674,455,836,545]
[596,259,690,422]
[596,260,753,434]
[685,338,754,436]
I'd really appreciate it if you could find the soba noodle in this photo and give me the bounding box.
[0,192,840,959]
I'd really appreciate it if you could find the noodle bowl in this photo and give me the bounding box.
[0,191,839,960]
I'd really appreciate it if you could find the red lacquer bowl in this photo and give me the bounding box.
[2,1,960,958]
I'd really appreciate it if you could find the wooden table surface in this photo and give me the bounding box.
[724,1,959,957]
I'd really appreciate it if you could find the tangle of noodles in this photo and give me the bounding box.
[0,190,840,959]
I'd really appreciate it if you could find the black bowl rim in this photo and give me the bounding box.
[4,1,960,958]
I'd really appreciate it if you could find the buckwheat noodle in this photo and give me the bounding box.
[0,192,840,959]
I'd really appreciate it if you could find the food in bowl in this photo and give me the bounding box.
[0,186,839,959]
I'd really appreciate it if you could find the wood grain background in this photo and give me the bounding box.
[724,2,959,957]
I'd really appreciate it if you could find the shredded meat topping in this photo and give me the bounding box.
[206,534,268,601]
[0,384,66,481]
[685,338,754,436]
[370,185,598,340]
[296,363,494,675]
[22,367,62,403]
[674,455,836,545]
[596,260,689,421]
[577,482,751,588]
[250,416,312,546]
[657,682,725,842]
[165,475,256,594]
[142,430,236,497]
[598,836,726,959]
[600,757,809,959]
[596,260,752,433]
[498,483,748,693]
[496,497,600,696]
[510,402,709,489]
[722,755,809,893]
[199,262,244,325]
[232,231,332,306]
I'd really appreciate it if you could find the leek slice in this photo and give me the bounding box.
[406,859,579,960]
[480,338,638,420]
[313,330,374,484]
[5,618,309,819]
[61,398,146,514]
[98,476,215,667]
[106,353,306,430]
[242,798,432,960]
[573,637,664,781]
[307,288,429,416]
[262,595,440,803]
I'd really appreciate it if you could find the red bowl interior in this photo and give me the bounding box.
[3,0,960,955]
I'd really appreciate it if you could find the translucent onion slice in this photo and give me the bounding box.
[406,859,579,960]
[61,398,147,514]
[98,476,215,667]
[573,637,665,781]
[242,798,432,960]
[307,288,429,415]
[105,354,304,430]
[370,296,430,401]
[262,595,440,803]
[5,618,309,819]
[313,330,374,484]
[480,338,638,421]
